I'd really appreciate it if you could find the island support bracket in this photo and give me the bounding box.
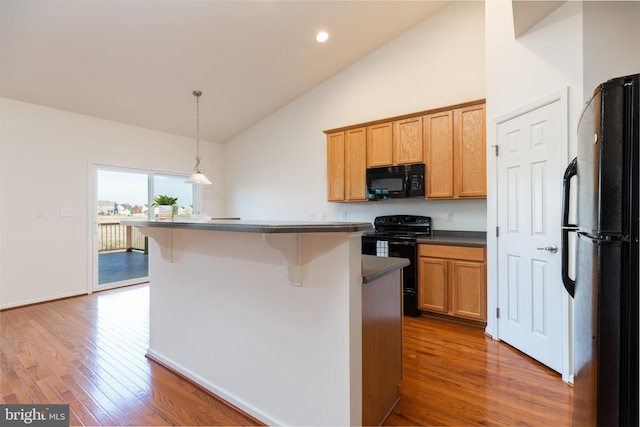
[137,227,173,262]
[263,233,303,287]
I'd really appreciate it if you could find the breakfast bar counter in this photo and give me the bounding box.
[124,218,372,234]
[123,219,404,426]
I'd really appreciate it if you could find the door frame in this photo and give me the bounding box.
[487,87,572,383]
[87,162,203,293]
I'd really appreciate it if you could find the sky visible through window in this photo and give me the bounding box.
[98,170,193,207]
[154,175,194,207]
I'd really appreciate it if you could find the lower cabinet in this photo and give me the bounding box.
[418,244,487,322]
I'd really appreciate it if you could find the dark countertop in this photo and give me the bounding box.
[417,230,486,247]
[122,219,372,234]
[362,255,410,283]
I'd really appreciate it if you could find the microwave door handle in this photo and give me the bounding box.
[404,172,410,196]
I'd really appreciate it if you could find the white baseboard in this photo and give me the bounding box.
[0,290,88,310]
[146,348,281,426]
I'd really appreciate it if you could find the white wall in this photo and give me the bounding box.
[582,1,640,100]
[0,97,224,308]
[484,1,584,340]
[484,0,639,342]
[224,1,487,231]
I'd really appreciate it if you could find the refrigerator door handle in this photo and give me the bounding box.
[561,157,578,297]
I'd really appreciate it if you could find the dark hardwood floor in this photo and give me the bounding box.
[1,284,572,426]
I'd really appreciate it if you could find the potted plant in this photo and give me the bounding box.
[153,195,178,220]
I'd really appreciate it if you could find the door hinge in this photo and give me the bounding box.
[496,226,499,237]
[496,307,500,318]
[493,145,499,156]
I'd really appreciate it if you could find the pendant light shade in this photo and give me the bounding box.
[186,90,212,185]
[186,172,212,185]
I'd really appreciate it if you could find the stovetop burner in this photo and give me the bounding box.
[367,215,432,240]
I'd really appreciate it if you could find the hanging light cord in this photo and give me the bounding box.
[185,89,211,185]
[193,90,203,173]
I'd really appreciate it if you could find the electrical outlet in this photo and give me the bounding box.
[306,212,315,221]
[60,208,76,217]
[35,208,45,217]
[445,211,453,222]
[341,211,348,220]
[320,212,327,221]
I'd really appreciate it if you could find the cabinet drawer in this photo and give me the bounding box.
[419,244,485,262]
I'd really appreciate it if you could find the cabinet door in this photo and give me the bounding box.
[451,260,486,321]
[455,104,486,198]
[367,122,393,167]
[393,117,423,165]
[424,111,454,198]
[418,257,447,313]
[345,127,367,201]
[326,132,345,201]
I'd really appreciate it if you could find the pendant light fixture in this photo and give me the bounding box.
[186,90,212,185]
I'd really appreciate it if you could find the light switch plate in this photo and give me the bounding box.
[60,208,76,217]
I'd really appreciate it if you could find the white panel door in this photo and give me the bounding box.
[496,97,566,373]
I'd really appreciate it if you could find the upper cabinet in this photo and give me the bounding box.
[327,132,345,201]
[424,110,455,198]
[366,122,393,168]
[425,102,486,199]
[345,128,368,201]
[325,99,485,202]
[366,117,423,168]
[327,128,367,202]
[456,104,486,198]
[393,117,423,165]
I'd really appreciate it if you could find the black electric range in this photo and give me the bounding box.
[361,215,431,316]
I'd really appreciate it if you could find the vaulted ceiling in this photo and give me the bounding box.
[0,1,452,143]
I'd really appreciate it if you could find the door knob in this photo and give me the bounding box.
[537,244,558,253]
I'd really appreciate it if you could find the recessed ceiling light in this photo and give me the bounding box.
[316,31,329,43]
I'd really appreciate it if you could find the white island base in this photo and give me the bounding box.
[133,221,372,426]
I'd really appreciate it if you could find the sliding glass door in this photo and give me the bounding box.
[96,169,149,289]
[92,165,199,291]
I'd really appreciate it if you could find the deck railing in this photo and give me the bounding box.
[98,222,147,253]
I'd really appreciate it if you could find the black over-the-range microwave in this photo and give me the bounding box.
[366,163,425,200]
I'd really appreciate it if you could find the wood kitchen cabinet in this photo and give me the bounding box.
[457,104,486,198]
[327,131,345,201]
[326,128,367,201]
[424,102,486,199]
[366,122,393,167]
[394,116,423,165]
[325,98,485,202]
[424,110,454,198]
[418,244,487,322]
[367,118,422,168]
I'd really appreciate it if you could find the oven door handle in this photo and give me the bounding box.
[387,240,417,247]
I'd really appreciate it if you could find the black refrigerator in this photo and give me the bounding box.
[562,73,639,426]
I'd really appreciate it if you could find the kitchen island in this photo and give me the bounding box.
[123,219,406,426]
